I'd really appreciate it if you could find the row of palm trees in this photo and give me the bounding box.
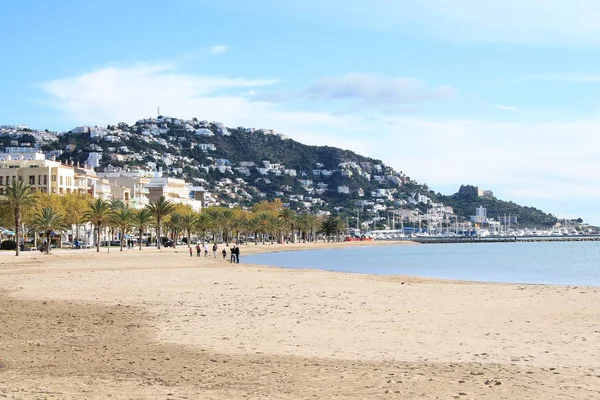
[3,181,348,256]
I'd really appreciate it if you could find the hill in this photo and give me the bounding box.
[2,118,561,228]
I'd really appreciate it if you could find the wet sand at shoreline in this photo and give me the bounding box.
[1,242,600,399]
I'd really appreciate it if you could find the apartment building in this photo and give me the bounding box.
[0,159,83,195]
[97,170,152,209]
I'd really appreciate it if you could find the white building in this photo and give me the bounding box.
[86,152,102,168]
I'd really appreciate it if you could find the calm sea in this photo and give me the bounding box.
[244,241,600,286]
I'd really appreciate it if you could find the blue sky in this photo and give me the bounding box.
[3,0,600,223]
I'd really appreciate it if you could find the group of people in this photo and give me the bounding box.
[190,242,240,263]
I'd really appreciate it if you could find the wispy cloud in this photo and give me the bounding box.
[209,45,229,55]
[259,73,456,113]
[39,63,280,124]
[488,104,519,111]
[306,73,456,104]
[526,74,600,82]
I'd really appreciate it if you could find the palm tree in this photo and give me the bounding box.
[256,212,274,244]
[194,212,212,245]
[134,208,154,250]
[246,214,261,245]
[297,212,319,242]
[204,207,223,242]
[83,198,113,252]
[5,180,35,256]
[111,207,134,251]
[146,196,174,249]
[220,209,236,244]
[278,208,296,243]
[166,212,182,247]
[106,199,125,253]
[181,212,197,246]
[320,216,345,241]
[30,207,68,254]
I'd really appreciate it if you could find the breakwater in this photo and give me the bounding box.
[410,235,600,244]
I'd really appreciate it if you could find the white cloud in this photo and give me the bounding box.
[306,74,456,104]
[487,104,519,111]
[209,45,229,55]
[39,63,600,224]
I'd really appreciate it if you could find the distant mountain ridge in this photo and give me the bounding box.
[0,118,561,228]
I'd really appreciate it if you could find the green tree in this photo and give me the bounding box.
[146,196,174,249]
[5,180,35,256]
[111,207,134,251]
[181,212,197,246]
[84,198,113,253]
[166,212,183,247]
[134,208,154,250]
[194,212,212,245]
[296,212,319,242]
[320,216,345,241]
[255,212,274,244]
[278,208,297,242]
[220,208,237,244]
[30,207,68,254]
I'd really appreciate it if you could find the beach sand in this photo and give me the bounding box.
[1,242,599,399]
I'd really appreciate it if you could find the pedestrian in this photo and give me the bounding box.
[204,243,209,257]
[212,242,218,258]
[222,248,227,260]
[234,245,240,263]
[196,244,201,257]
[230,245,236,263]
[189,246,193,257]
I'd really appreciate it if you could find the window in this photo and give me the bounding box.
[0,176,3,185]
[18,176,23,181]
[44,175,48,185]
[29,175,35,185]
[52,175,56,181]
[6,176,10,185]
[0,188,3,195]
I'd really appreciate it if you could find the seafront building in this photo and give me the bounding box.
[0,149,201,211]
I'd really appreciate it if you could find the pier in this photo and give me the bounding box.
[409,235,600,244]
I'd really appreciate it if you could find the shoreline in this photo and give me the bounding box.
[2,243,600,398]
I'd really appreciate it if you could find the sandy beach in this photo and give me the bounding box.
[1,241,600,399]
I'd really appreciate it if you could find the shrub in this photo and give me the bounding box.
[0,240,17,250]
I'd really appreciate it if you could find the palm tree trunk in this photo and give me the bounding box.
[157,220,162,249]
[96,224,101,253]
[139,229,143,250]
[14,208,21,257]
[45,230,51,254]
[120,229,124,252]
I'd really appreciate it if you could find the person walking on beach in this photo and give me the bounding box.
[189,246,193,257]
[196,244,201,257]
[212,243,218,258]
[222,248,227,260]
[230,245,237,263]
[234,245,240,263]
[204,243,209,257]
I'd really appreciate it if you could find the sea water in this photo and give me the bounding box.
[244,241,600,286]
